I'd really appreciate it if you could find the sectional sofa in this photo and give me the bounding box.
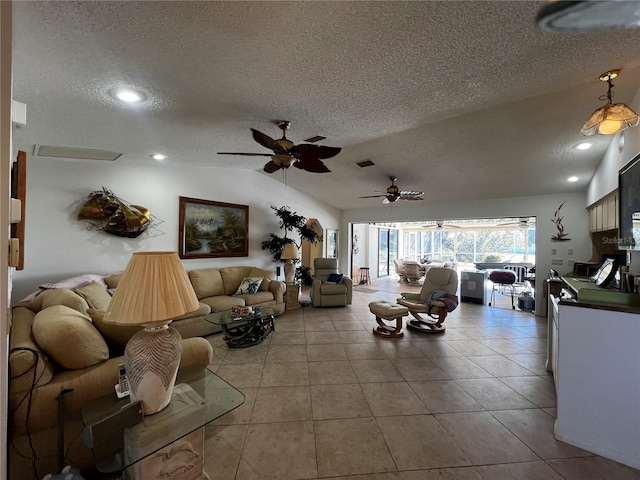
[8,266,285,478]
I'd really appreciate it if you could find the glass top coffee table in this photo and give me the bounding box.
[81,366,244,474]
[205,306,281,348]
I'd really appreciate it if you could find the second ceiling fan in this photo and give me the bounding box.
[360,176,424,204]
[218,121,341,173]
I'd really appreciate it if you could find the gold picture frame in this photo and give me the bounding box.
[178,197,249,259]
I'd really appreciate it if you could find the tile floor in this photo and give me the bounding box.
[202,277,640,480]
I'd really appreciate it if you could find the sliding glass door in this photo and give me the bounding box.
[378,228,398,277]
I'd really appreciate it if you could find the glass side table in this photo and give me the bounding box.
[81,366,244,477]
[205,306,281,348]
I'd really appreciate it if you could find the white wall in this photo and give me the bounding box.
[11,158,340,302]
[341,191,592,316]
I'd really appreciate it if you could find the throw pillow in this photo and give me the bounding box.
[76,281,113,311]
[235,277,264,295]
[32,305,109,369]
[88,308,142,355]
[33,288,90,314]
[326,273,344,284]
[249,267,275,292]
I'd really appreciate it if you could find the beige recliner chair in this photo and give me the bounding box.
[311,258,353,307]
[397,267,458,333]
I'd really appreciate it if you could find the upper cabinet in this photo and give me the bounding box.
[588,190,618,233]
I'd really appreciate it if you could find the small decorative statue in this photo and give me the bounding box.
[551,201,571,241]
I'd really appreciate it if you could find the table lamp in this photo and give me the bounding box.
[280,242,300,284]
[104,251,199,414]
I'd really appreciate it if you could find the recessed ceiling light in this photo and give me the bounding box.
[151,153,166,161]
[110,87,146,103]
[567,176,579,182]
[574,142,593,151]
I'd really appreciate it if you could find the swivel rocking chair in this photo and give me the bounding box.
[397,267,458,333]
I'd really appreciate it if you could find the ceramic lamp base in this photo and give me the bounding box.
[124,324,182,415]
[284,260,295,284]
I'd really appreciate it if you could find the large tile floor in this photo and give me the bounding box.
[202,277,640,480]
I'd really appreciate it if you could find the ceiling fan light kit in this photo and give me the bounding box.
[580,70,640,136]
[218,120,341,174]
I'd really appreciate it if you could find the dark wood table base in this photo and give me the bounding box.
[373,315,405,338]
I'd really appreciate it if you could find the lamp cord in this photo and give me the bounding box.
[9,347,47,479]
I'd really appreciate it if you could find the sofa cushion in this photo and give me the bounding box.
[32,305,109,369]
[220,267,253,295]
[87,308,142,355]
[320,283,348,295]
[235,277,264,295]
[76,281,112,311]
[326,273,344,284]
[200,295,245,313]
[189,269,225,299]
[235,291,276,306]
[9,306,55,394]
[29,288,90,314]
[249,267,276,292]
[103,274,123,289]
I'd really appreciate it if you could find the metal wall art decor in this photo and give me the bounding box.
[178,197,249,259]
[77,188,157,238]
[551,201,571,241]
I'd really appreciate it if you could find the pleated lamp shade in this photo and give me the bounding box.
[103,251,199,414]
[104,251,199,326]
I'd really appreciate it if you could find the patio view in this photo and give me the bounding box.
[351,218,536,281]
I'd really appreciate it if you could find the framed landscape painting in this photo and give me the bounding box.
[178,197,248,259]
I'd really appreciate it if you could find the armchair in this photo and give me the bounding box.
[393,258,407,282]
[397,267,458,333]
[311,258,353,307]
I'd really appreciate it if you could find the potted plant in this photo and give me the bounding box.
[261,206,322,281]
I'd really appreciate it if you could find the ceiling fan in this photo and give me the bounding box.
[422,221,462,230]
[218,121,341,173]
[498,217,537,228]
[359,176,424,204]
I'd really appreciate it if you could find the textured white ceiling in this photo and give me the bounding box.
[11,1,640,210]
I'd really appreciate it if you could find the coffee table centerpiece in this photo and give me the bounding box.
[205,306,281,348]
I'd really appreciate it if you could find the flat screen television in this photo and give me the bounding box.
[618,153,640,250]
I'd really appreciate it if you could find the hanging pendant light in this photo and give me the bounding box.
[581,70,639,136]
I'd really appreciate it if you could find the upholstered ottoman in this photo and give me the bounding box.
[368,301,409,338]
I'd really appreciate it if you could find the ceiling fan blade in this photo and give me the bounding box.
[251,129,289,155]
[294,158,331,173]
[399,195,424,201]
[263,160,283,173]
[218,152,274,156]
[291,144,341,160]
[359,194,387,198]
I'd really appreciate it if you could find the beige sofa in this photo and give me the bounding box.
[8,266,284,478]
[188,266,286,313]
